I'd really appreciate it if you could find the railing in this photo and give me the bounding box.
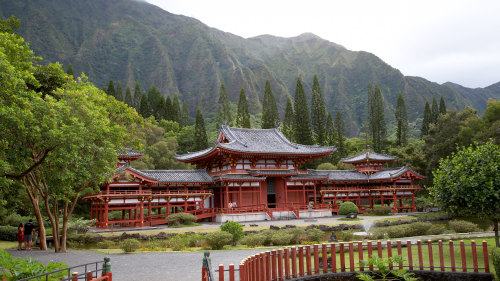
[217,204,267,214]
[86,189,212,198]
[211,240,491,281]
[320,185,421,193]
[264,206,273,220]
[16,257,112,281]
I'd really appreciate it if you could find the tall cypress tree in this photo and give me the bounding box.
[236,88,251,128]
[368,83,386,152]
[165,95,173,121]
[262,79,279,129]
[133,82,141,110]
[106,80,115,98]
[193,107,208,151]
[310,75,327,145]
[156,94,166,120]
[421,101,431,138]
[172,93,181,123]
[124,85,133,107]
[334,111,346,158]
[216,84,232,128]
[115,82,123,101]
[325,111,335,146]
[139,93,150,117]
[439,96,447,115]
[293,78,313,145]
[181,100,190,127]
[282,96,295,141]
[395,92,408,146]
[66,63,73,77]
[431,96,439,124]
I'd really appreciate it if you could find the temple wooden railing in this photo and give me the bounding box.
[85,190,213,200]
[320,185,421,194]
[212,240,492,281]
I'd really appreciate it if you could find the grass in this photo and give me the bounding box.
[338,218,362,221]
[167,222,201,228]
[0,241,17,249]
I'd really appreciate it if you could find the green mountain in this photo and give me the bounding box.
[1,0,498,136]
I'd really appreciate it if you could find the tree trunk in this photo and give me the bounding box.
[493,218,499,248]
[32,200,47,250]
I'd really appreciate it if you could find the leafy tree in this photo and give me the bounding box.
[388,141,426,174]
[172,93,181,123]
[65,63,73,77]
[124,85,133,107]
[139,92,150,117]
[165,95,173,121]
[282,96,295,141]
[220,221,244,246]
[310,75,327,144]
[261,79,279,129]
[439,96,446,115]
[431,96,439,124]
[236,88,251,128]
[334,112,346,158]
[193,107,208,150]
[395,92,408,146]
[293,78,313,145]
[317,162,336,170]
[421,101,431,138]
[326,111,334,146]
[115,81,123,101]
[430,141,500,247]
[216,84,232,128]
[0,15,20,33]
[133,81,141,109]
[106,80,115,98]
[176,125,196,154]
[28,63,71,99]
[180,100,190,127]
[156,93,166,120]
[368,83,386,152]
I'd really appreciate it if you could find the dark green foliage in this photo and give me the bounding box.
[338,201,359,215]
[326,111,334,145]
[240,233,266,247]
[334,112,346,157]
[421,101,431,137]
[262,79,279,129]
[236,88,251,128]
[166,213,197,225]
[439,96,446,115]
[133,81,141,109]
[368,83,386,152]
[204,231,232,250]
[305,228,325,242]
[0,226,17,241]
[120,238,141,253]
[193,107,208,150]
[124,85,133,106]
[172,93,181,123]
[65,63,73,77]
[282,96,294,141]
[28,63,71,99]
[181,100,190,127]
[368,206,393,215]
[220,220,244,245]
[492,247,500,280]
[0,249,68,280]
[370,222,432,239]
[96,240,116,249]
[395,92,408,146]
[311,75,326,144]
[293,78,313,145]
[0,15,20,33]
[216,84,232,128]
[106,80,115,98]
[165,95,173,120]
[139,93,150,117]
[431,96,439,124]
[448,220,480,233]
[115,81,122,101]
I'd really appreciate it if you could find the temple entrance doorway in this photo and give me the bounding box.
[267,178,276,207]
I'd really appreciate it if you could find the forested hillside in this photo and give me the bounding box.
[0,0,498,136]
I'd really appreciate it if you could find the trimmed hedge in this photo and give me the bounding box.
[0,225,18,241]
[166,213,197,225]
[448,220,479,233]
[119,238,141,253]
[204,231,232,250]
[338,202,359,215]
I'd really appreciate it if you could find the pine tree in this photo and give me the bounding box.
[236,88,251,128]
[261,79,279,129]
[165,95,173,120]
[124,85,133,107]
[148,86,162,120]
[172,93,181,123]
[368,83,386,152]
[139,93,150,117]
[106,80,115,98]
[310,75,327,145]
[216,84,232,128]
[157,95,166,120]
[133,82,141,110]
[293,78,313,145]
[421,101,431,138]
[325,111,335,146]
[193,107,208,151]
[66,63,73,77]
[282,96,295,141]
[334,111,346,158]
[439,96,447,115]
[181,100,190,127]
[115,82,123,101]
[431,96,439,124]
[395,92,408,146]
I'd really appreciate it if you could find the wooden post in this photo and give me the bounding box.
[340,243,345,272]
[417,240,423,270]
[331,243,337,273]
[285,248,290,279]
[377,240,382,258]
[86,271,93,281]
[228,264,235,281]
[306,245,312,275]
[291,247,297,278]
[278,250,284,281]
[346,242,353,272]
[218,265,224,281]
[239,262,245,281]
[428,240,434,271]
[322,244,328,273]
[438,240,445,271]
[482,241,490,273]
[367,241,373,270]
[358,241,364,271]
[387,241,393,270]
[271,250,277,280]
[471,241,478,273]
[266,251,271,281]
[260,253,265,281]
[313,244,320,275]
[449,240,456,272]
[460,240,467,272]
[397,240,403,270]
[407,240,413,270]
[139,200,144,227]
[298,246,305,277]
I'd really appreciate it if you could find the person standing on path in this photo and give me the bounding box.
[16,223,24,250]
[23,219,35,250]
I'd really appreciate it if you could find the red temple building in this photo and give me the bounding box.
[84,126,423,229]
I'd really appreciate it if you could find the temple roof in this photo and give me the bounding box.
[125,167,213,183]
[176,125,335,161]
[118,148,144,159]
[248,170,299,176]
[341,147,397,164]
[312,166,424,182]
[215,174,266,181]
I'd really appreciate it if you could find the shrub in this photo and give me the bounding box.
[184,233,204,248]
[66,241,84,249]
[492,247,500,280]
[448,220,480,233]
[67,218,94,234]
[0,249,67,280]
[414,197,434,211]
[96,240,116,249]
[372,206,393,215]
[338,202,359,215]
[305,228,325,243]
[336,230,356,241]
[258,230,274,246]
[240,233,266,248]
[120,238,141,253]
[220,221,244,245]
[168,235,187,251]
[0,226,18,241]
[427,224,447,235]
[372,222,433,239]
[409,222,433,236]
[281,228,306,244]
[204,231,232,250]
[271,233,294,246]
[166,213,197,225]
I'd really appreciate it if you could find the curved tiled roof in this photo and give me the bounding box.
[341,148,397,163]
[216,174,266,181]
[118,148,144,158]
[139,169,214,183]
[310,166,424,181]
[176,125,335,161]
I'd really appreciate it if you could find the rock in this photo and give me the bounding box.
[270,225,280,230]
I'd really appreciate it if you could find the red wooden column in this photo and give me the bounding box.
[104,199,109,229]
[139,200,144,227]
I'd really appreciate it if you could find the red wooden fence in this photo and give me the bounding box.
[211,240,491,281]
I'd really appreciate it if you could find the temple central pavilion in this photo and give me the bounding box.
[84,126,423,228]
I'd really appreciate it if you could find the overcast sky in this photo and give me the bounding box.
[145,0,500,88]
